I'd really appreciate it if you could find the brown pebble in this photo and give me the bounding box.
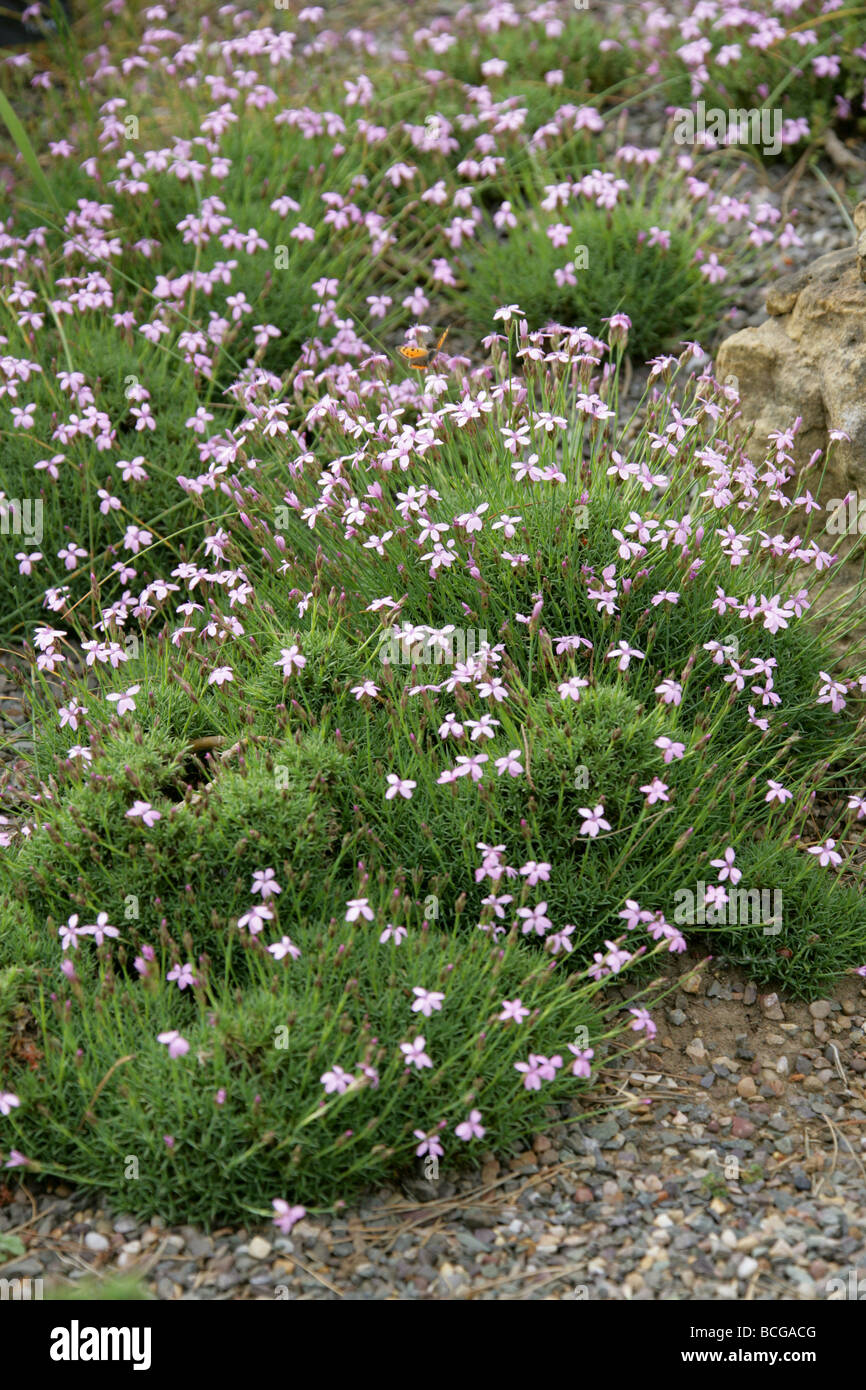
[509,1151,536,1171]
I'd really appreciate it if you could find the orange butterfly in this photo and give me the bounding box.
[397,327,449,371]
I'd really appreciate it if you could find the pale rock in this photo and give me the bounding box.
[760,993,785,1021]
[715,208,866,520]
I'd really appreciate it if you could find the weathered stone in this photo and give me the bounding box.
[760,993,785,1022]
[715,211,866,602]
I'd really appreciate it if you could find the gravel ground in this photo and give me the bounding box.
[3,950,865,1301]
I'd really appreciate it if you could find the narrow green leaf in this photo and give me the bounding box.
[0,88,59,212]
[0,1234,27,1260]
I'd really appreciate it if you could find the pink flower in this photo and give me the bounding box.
[453,753,488,782]
[816,671,847,713]
[379,923,407,945]
[606,641,644,672]
[385,774,417,800]
[536,1054,563,1081]
[700,253,727,284]
[411,987,445,1017]
[567,1045,594,1078]
[514,1055,545,1090]
[167,962,196,990]
[710,848,742,884]
[345,897,374,923]
[0,1092,20,1117]
[603,941,632,973]
[59,914,83,952]
[126,800,161,827]
[208,665,234,687]
[619,900,651,931]
[272,1199,306,1234]
[268,936,301,962]
[578,804,611,837]
[655,679,682,706]
[106,684,140,716]
[455,1109,485,1141]
[640,777,670,806]
[465,715,500,742]
[321,1066,353,1095]
[413,1130,444,1159]
[400,1036,433,1070]
[655,736,685,763]
[82,912,119,945]
[157,1031,190,1059]
[517,902,552,936]
[558,676,589,701]
[498,998,529,1024]
[494,748,524,777]
[765,780,793,805]
[274,644,307,678]
[238,903,274,935]
[252,868,281,899]
[547,923,575,955]
[65,745,92,763]
[807,839,842,868]
[438,713,464,739]
[629,1007,657,1038]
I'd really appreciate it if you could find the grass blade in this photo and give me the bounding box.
[0,87,59,212]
